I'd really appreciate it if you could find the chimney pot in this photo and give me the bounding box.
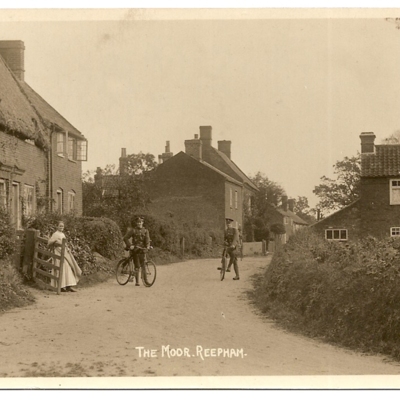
[159,141,173,163]
[184,138,202,160]
[199,126,212,147]
[281,195,288,212]
[119,148,128,175]
[0,40,25,81]
[288,199,295,212]
[360,132,376,154]
[218,140,232,159]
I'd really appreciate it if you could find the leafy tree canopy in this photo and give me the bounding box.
[82,152,157,228]
[313,153,361,215]
[294,196,316,224]
[250,171,286,211]
[124,152,158,175]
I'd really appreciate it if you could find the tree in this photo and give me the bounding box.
[250,172,286,208]
[294,196,316,224]
[381,129,400,144]
[313,154,361,215]
[82,152,157,228]
[123,152,158,175]
[243,172,286,241]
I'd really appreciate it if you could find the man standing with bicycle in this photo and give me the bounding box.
[222,218,240,281]
[123,216,151,286]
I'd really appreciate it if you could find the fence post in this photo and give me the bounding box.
[57,238,67,295]
[22,229,37,275]
[31,230,39,280]
[14,229,24,271]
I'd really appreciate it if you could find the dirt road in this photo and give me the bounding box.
[1,256,400,388]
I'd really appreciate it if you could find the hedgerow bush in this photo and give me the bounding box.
[254,229,400,360]
[0,207,16,259]
[0,209,34,311]
[26,213,123,275]
[119,214,222,258]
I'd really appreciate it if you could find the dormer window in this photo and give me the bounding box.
[390,180,400,205]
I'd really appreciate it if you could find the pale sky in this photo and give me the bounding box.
[2,9,400,208]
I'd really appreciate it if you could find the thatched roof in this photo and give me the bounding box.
[21,82,85,139]
[0,55,49,148]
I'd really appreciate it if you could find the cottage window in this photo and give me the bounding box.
[24,185,34,216]
[11,182,20,229]
[230,188,233,208]
[76,140,88,161]
[68,137,77,160]
[56,189,63,214]
[325,229,348,241]
[235,191,238,209]
[68,137,87,161]
[68,190,76,212]
[56,133,64,155]
[390,180,400,205]
[391,227,400,237]
[0,180,6,208]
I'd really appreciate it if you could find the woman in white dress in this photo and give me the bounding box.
[48,221,82,293]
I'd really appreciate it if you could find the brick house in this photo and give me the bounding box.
[149,126,259,231]
[266,196,309,244]
[311,131,400,241]
[0,40,87,228]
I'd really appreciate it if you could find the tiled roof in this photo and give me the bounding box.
[309,199,360,227]
[203,146,259,192]
[361,145,400,177]
[275,208,309,225]
[199,158,243,186]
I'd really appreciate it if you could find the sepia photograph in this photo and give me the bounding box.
[1,4,400,390]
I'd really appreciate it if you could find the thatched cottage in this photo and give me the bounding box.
[0,40,87,228]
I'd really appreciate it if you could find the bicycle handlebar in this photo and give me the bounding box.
[125,245,153,251]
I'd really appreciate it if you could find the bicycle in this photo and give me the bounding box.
[217,245,229,281]
[116,246,157,287]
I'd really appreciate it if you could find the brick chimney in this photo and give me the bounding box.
[199,126,212,147]
[218,140,231,159]
[184,134,202,160]
[119,148,128,176]
[281,195,288,212]
[94,167,103,183]
[360,132,376,154]
[158,141,174,164]
[0,40,25,81]
[288,199,295,212]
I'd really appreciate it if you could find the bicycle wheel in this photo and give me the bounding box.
[141,260,157,287]
[116,258,132,285]
[220,255,226,281]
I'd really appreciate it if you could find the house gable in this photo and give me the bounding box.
[311,200,361,241]
[0,40,86,219]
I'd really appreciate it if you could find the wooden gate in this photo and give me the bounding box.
[32,231,66,295]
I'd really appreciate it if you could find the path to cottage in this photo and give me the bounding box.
[1,256,400,388]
